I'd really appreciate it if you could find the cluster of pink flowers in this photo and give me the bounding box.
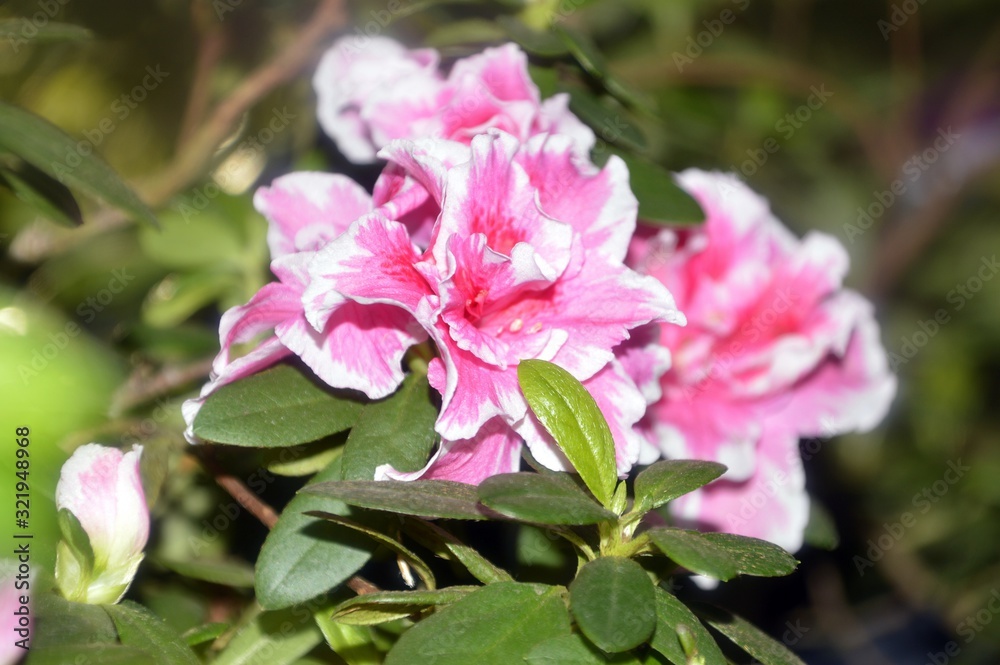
[184,36,895,551]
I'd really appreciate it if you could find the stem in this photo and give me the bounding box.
[142,0,347,205]
[193,449,380,596]
[553,527,596,561]
[110,357,215,416]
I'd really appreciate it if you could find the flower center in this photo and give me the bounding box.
[465,288,489,321]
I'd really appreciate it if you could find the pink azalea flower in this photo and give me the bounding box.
[55,444,148,604]
[629,169,896,551]
[314,37,594,164]
[306,130,684,482]
[182,172,427,440]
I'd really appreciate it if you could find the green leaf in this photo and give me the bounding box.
[331,587,479,625]
[192,364,363,447]
[212,606,324,665]
[498,16,569,57]
[566,89,647,152]
[385,582,571,665]
[255,458,377,610]
[305,511,436,590]
[553,26,650,110]
[142,271,240,329]
[517,359,618,508]
[0,101,157,227]
[526,633,647,664]
[158,557,256,588]
[0,19,92,44]
[804,501,840,550]
[700,533,798,578]
[313,615,383,665]
[650,589,725,665]
[478,473,617,525]
[633,460,727,513]
[569,557,657,653]
[25,644,153,665]
[404,518,514,584]
[693,604,807,665]
[341,372,438,481]
[33,592,118,647]
[616,154,705,225]
[104,601,200,665]
[0,163,82,227]
[57,508,94,577]
[261,435,345,477]
[181,622,229,646]
[647,529,739,581]
[303,479,489,521]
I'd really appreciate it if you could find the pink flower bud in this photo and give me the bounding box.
[55,444,148,604]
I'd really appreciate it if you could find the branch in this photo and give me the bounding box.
[194,448,380,597]
[142,0,347,206]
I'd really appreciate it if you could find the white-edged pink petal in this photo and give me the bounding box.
[376,418,522,485]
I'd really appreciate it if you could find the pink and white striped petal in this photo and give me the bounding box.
[254,172,372,258]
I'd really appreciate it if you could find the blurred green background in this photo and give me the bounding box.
[2,0,999,663]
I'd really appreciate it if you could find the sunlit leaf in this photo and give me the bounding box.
[193,364,363,447]
[633,460,727,513]
[517,359,618,508]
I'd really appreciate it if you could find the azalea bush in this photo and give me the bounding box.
[2,1,999,664]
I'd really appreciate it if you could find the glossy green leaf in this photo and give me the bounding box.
[341,372,438,481]
[256,458,377,610]
[616,154,705,225]
[303,479,489,521]
[694,604,807,665]
[181,622,229,646]
[700,533,798,578]
[212,606,324,665]
[526,633,647,664]
[633,460,727,513]
[650,589,725,665]
[104,601,200,665]
[517,359,618,508]
[647,528,739,581]
[330,587,478,625]
[569,557,657,653]
[0,164,82,227]
[305,511,436,590]
[404,518,513,584]
[158,557,255,588]
[478,473,617,525]
[385,582,571,665]
[193,364,363,447]
[0,101,157,227]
